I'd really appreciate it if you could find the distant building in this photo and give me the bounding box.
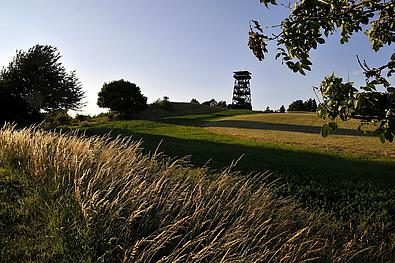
[230,71,252,110]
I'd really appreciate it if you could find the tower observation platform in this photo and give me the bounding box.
[230,71,252,110]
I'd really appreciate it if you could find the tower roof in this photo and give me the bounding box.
[233,71,251,80]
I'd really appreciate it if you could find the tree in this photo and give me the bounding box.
[303,98,318,112]
[288,100,305,111]
[190,98,200,104]
[97,79,147,115]
[288,98,318,111]
[264,106,274,113]
[248,0,394,142]
[279,105,286,113]
[0,45,84,123]
[202,99,217,107]
[217,101,227,108]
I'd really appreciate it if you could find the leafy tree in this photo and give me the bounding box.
[287,100,305,111]
[264,106,274,113]
[279,105,286,113]
[190,98,200,104]
[0,45,84,123]
[249,0,394,142]
[288,98,318,111]
[304,98,318,112]
[97,79,147,115]
[217,101,227,108]
[202,99,217,107]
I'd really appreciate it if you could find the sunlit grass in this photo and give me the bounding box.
[1,125,393,261]
[206,112,395,158]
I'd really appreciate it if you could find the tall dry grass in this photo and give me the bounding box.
[0,124,392,262]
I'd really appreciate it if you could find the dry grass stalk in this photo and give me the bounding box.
[0,124,391,262]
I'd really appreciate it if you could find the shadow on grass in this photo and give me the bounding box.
[202,120,367,137]
[77,126,395,230]
[81,126,395,186]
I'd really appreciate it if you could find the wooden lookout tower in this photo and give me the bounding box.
[231,71,252,110]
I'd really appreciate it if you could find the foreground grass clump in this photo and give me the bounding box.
[0,126,392,262]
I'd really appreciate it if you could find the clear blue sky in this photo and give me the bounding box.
[0,0,393,114]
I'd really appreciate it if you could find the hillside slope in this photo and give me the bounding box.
[205,112,395,158]
[2,126,392,261]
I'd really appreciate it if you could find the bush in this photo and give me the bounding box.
[44,110,72,128]
[74,114,91,122]
[153,96,173,111]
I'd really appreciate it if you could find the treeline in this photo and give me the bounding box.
[287,98,317,112]
[261,99,317,114]
[0,43,319,126]
[0,44,234,127]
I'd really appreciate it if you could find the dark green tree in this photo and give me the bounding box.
[249,0,394,142]
[304,98,318,112]
[287,100,305,111]
[279,105,286,113]
[190,98,200,104]
[202,99,217,107]
[217,101,227,108]
[0,45,84,123]
[264,106,273,113]
[97,79,147,115]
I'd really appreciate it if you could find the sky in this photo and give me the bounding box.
[0,0,393,115]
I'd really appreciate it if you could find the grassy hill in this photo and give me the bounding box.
[1,125,393,261]
[205,112,395,158]
[4,106,393,261]
[64,108,395,242]
[130,102,224,119]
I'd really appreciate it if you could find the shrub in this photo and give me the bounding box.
[74,114,91,122]
[153,96,173,111]
[44,110,72,128]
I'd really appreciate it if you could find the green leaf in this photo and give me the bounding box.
[317,38,325,44]
[321,124,330,137]
[328,122,338,130]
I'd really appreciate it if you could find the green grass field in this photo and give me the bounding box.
[64,107,395,242]
[3,125,393,261]
[4,105,393,260]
